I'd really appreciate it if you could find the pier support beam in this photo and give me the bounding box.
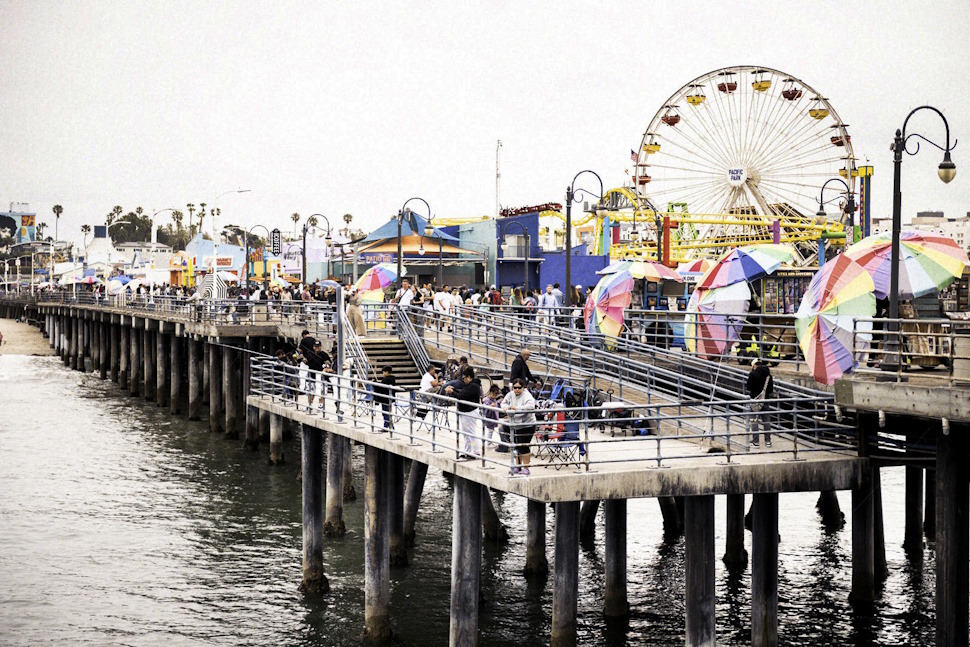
[924,468,936,541]
[723,493,748,567]
[258,408,270,442]
[119,325,129,386]
[99,322,108,379]
[685,495,716,647]
[450,476,482,647]
[389,454,407,566]
[324,432,346,535]
[269,414,284,465]
[343,438,356,501]
[603,498,628,618]
[751,493,779,647]
[551,500,580,647]
[579,499,599,543]
[188,339,202,420]
[936,426,969,647]
[300,424,328,594]
[70,316,78,370]
[904,465,925,554]
[402,460,428,546]
[364,446,391,645]
[143,329,156,401]
[524,499,548,578]
[850,468,875,605]
[208,343,223,433]
[816,490,845,531]
[129,325,141,396]
[872,468,888,580]
[658,496,684,539]
[224,345,240,439]
[110,323,120,383]
[481,488,508,545]
[156,331,169,407]
[170,335,182,415]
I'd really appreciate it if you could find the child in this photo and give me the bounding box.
[481,384,502,447]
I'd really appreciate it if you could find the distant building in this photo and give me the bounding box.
[871,211,970,250]
[2,203,38,244]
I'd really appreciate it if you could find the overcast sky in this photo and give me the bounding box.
[2,1,969,247]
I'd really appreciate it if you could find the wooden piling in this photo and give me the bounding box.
[685,495,716,647]
[143,329,156,401]
[269,414,284,465]
[815,490,845,531]
[751,493,779,647]
[903,465,924,554]
[224,345,240,439]
[658,496,684,539]
[850,467,875,605]
[343,438,357,501]
[202,343,210,405]
[872,467,888,580]
[923,467,936,540]
[450,476,482,647]
[551,500,580,647]
[402,460,428,545]
[156,331,169,407]
[935,426,969,647]
[119,325,129,386]
[524,499,548,578]
[170,335,182,414]
[110,323,120,383]
[258,407,270,442]
[188,339,202,420]
[300,424,328,594]
[69,315,78,370]
[579,499,599,544]
[324,432,346,535]
[723,493,748,567]
[99,321,108,379]
[481,488,508,545]
[363,446,391,645]
[129,324,141,396]
[603,498,628,618]
[389,454,407,566]
[208,343,223,433]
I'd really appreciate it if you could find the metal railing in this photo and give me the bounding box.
[249,355,856,474]
[851,316,970,383]
[396,306,431,374]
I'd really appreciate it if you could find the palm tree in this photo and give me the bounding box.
[186,203,196,235]
[171,210,185,249]
[81,224,92,250]
[291,212,301,238]
[308,215,318,229]
[52,205,63,242]
[197,203,207,236]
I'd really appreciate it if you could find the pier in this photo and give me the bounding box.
[3,293,967,647]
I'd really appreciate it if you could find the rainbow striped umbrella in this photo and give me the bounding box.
[597,259,683,282]
[795,254,875,385]
[677,258,717,275]
[843,230,968,299]
[685,282,751,359]
[696,244,795,291]
[584,271,634,338]
[355,263,404,292]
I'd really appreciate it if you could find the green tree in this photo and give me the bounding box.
[105,206,151,245]
[291,212,301,238]
[81,224,92,249]
[52,205,63,242]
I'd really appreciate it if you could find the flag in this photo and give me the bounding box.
[630,149,638,163]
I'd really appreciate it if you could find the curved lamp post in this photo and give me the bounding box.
[224,223,272,294]
[815,178,857,231]
[499,220,530,296]
[302,214,333,285]
[565,171,603,307]
[209,189,251,271]
[884,105,957,370]
[419,214,443,286]
[399,197,432,290]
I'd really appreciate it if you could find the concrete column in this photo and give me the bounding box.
[208,343,223,433]
[324,432,346,535]
[156,332,169,407]
[143,329,156,401]
[658,496,684,539]
[936,426,969,647]
[119,325,129,386]
[343,437,356,501]
[69,316,78,370]
[110,323,120,383]
[78,318,87,371]
[244,406,259,451]
[603,499,628,618]
[850,468,875,605]
[224,346,240,439]
[203,343,210,405]
[450,476,482,647]
[170,335,181,414]
[269,414,284,465]
[751,493,779,647]
[723,493,748,567]
[363,446,391,644]
[402,460,428,545]
[99,322,108,379]
[872,467,888,581]
[188,339,202,420]
[524,499,548,578]
[903,466,924,554]
[129,325,141,396]
[300,424,328,594]
[389,454,407,566]
[258,408,270,442]
[579,499,599,543]
[685,495,716,647]
[551,500,580,647]
[481,488,508,545]
[923,468,936,540]
[816,490,845,531]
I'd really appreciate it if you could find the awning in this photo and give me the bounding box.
[357,234,480,256]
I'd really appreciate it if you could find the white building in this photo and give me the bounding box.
[871,211,970,251]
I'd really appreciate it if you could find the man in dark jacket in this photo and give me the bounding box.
[373,366,396,431]
[446,366,482,458]
[510,349,535,386]
[746,360,774,447]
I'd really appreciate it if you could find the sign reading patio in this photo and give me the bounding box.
[361,253,394,264]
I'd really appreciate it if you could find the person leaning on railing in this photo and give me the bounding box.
[501,377,537,476]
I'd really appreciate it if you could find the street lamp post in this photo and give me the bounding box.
[223,224,272,294]
[209,189,251,273]
[564,171,603,307]
[302,214,333,286]
[148,207,177,304]
[884,105,956,370]
[815,178,856,232]
[399,197,432,289]
[420,216,444,286]
[499,220,531,296]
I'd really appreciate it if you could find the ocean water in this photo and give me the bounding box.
[0,354,935,645]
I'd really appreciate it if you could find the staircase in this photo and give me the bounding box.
[358,338,423,391]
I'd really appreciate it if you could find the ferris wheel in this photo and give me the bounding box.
[634,66,856,228]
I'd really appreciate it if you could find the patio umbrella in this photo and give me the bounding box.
[59,275,78,286]
[584,271,634,338]
[112,275,133,285]
[106,279,126,296]
[78,276,101,285]
[842,230,969,299]
[795,254,875,385]
[217,270,240,282]
[355,263,405,292]
[358,288,385,304]
[677,258,717,275]
[685,281,751,359]
[269,277,288,289]
[696,244,795,291]
[597,259,683,282]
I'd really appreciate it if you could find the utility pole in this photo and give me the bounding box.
[496,140,502,219]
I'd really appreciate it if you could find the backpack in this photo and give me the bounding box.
[490,290,502,306]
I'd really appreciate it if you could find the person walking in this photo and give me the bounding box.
[501,377,537,475]
[537,284,557,326]
[510,348,535,386]
[746,359,774,447]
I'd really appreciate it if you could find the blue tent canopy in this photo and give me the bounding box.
[362,213,459,244]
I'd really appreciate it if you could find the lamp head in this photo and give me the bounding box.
[500,241,509,254]
[630,228,640,242]
[424,225,434,237]
[418,246,426,256]
[324,234,332,246]
[816,206,827,218]
[938,150,956,184]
